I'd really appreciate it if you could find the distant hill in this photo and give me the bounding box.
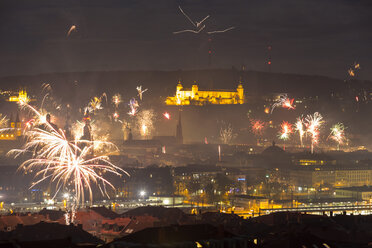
[1,69,371,146]
[0,69,370,104]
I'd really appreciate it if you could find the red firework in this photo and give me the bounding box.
[251,119,265,135]
[282,98,295,110]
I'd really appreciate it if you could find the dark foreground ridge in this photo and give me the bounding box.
[2,207,372,247]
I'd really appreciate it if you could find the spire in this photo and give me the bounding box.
[9,113,14,128]
[64,115,72,140]
[15,112,20,123]
[176,111,183,144]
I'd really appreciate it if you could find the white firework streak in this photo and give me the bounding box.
[67,25,76,37]
[219,124,236,144]
[7,100,128,206]
[136,86,148,101]
[173,25,206,34]
[295,116,305,147]
[305,112,323,153]
[174,6,234,35]
[207,27,235,34]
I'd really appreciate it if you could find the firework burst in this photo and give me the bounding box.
[136,85,148,101]
[136,109,155,138]
[278,121,293,141]
[112,94,122,108]
[113,112,120,122]
[305,112,324,153]
[295,117,305,147]
[163,112,171,120]
[271,94,295,114]
[250,119,265,135]
[128,98,139,116]
[219,123,236,144]
[329,123,346,150]
[8,101,127,206]
[86,93,107,113]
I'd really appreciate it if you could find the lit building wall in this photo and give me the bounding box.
[290,168,372,188]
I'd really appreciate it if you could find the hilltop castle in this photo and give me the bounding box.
[165,81,244,106]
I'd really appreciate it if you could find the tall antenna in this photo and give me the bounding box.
[266,45,272,72]
[208,37,212,66]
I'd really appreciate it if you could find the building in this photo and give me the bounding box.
[232,195,269,213]
[335,186,372,201]
[7,90,34,103]
[0,113,22,141]
[290,167,372,188]
[165,81,244,105]
[148,195,184,206]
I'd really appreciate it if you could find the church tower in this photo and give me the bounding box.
[237,82,244,104]
[15,112,22,136]
[81,110,92,141]
[123,124,133,142]
[176,112,183,144]
[9,113,14,128]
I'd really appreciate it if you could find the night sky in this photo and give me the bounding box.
[0,0,371,80]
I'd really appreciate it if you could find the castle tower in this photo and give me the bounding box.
[176,112,183,144]
[237,82,244,104]
[176,81,183,92]
[191,84,198,98]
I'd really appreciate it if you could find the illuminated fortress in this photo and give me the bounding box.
[165,81,244,105]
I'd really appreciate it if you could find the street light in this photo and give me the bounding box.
[140,191,146,197]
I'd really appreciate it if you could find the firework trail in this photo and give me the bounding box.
[163,112,171,120]
[271,94,295,114]
[250,119,265,135]
[41,83,52,93]
[136,86,148,101]
[348,62,361,77]
[207,27,235,34]
[8,100,127,206]
[174,6,234,35]
[305,112,323,154]
[0,114,8,128]
[128,98,139,116]
[278,121,293,141]
[174,6,208,34]
[173,26,206,34]
[179,6,209,29]
[219,123,236,144]
[329,123,346,150]
[67,25,76,37]
[295,117,305,147]
[112,94,122,108]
